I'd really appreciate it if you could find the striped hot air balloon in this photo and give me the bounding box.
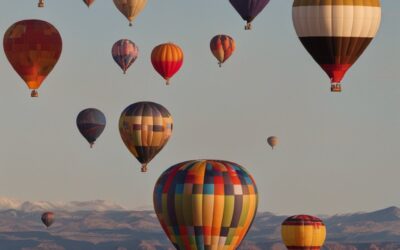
[119,102,173,172]
[112,39,138,74]
[3,19,62,97]
[153,160,258,250]
[292,0,381,92]
[41,212,55,228]
[281,215,326,250]
[83,0,95,7]
[210,35,236,67]
[76,108,106,148]
[151,43,184,85]
[113,0,147,26]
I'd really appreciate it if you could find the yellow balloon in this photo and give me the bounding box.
[113,0,147,26]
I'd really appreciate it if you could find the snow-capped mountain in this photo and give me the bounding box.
[0,197,126,212]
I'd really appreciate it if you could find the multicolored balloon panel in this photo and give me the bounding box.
[112,39,138,74]
[76,108,106,148]
[151,43,184,85]
[229,0,270,30]
[113,0,147,26]
[292,0,381,92]
[281,215,326,250]
[3,19,62,97]
[210,35,236,67]
[119,102,173,172]
[41,212,55,228]
[153,160,258,250]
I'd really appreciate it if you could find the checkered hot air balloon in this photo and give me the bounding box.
[210,35,236,67]
[113,0,147,26]
[76,108,106,148]
[281,215,326,250]
[112,39,138,74]
[3,19,62,97]
[151,43,184,85]
[119,102,173,172]
[153,160,258,250]
[292,0,381,92]
[229,0,270,30]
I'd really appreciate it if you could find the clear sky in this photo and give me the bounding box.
[0,1,399,215]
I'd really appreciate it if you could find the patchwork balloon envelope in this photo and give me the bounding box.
[210,35,236,67]
[292,0,381,92]
[112,39,138,74]
[3,19,62,97]
[113,0,147,26]
[153,160,258,250]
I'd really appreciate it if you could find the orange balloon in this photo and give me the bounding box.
[3,19,62,97]
[210,34,236,67]
[151,43,183,85]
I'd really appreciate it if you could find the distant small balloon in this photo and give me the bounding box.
[38,0,44,7]
[210,34,236,67]
[113,0,147,26]
[229,0,270,30]
[76,108,106,148]
[151,43,183,85]
[267,136,278,149]
[41,212,55,228]
[281,215,326,250]
[83,0,95,7]
[112,39,138,74]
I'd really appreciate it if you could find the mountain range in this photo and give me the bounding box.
[0,198,399,250]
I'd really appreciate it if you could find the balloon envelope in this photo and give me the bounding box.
[154,159,258,250]
[292,0,381,92]
[119,102,173,172]
[76,108,106,148]
[267,136,278,149]
[151,43,183,85]
[113,0,147,26]
[41,212,55,228]
[281,215,326,250]
[3,19,62,97]
[210,35,236,67]
[229,0,270,30]
[112,39,138,74]
[83,0,95,7]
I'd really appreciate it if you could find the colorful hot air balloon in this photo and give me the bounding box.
[281,215,326,250]
[267,136,278,149]
[210,35,236,67]
[119,102,173,172]
[83,0,95,7]
[154,160,258,250]
[76,108,106,148]
[229,0,270,30]
[41,212,55,228]
[3,19,62,97]
[38,0,44,7]
[113,0,147,26]
[292,0,381,92]
[151,43,183,85]
[112,39,138,74]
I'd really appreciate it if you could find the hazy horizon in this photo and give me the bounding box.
[0,1,399,215]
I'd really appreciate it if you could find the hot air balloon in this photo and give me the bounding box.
[292,0,381,92]
[210,35,236,67]
[76,108,106,148]
[41,212,55,228]
[151,43,183,85]
[154,160,258,250]
[3,19,62,97]
[83,0,95,7]
[229,0,270,30]
[113,0,147,26]
[112,39,138,74]
[267,136,278,149]
[119,102,173,172]
[38,0,44,7]
[281,215,326,250]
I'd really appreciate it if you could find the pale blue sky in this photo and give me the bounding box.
[0,1,399,215]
